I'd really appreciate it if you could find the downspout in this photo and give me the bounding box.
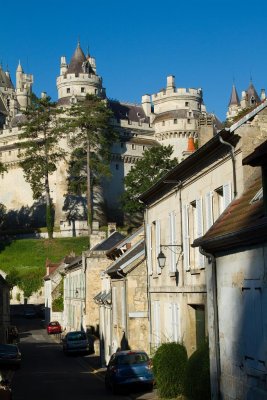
[144,204,153,355]
[199,246,221,400]
[117,269,128,347]
[178,182,184,286]
[219,135,237,197]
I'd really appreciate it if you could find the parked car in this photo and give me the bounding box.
[105,350,154,394]
[62,331,90,355]
[47,321,62,335]
[0,344,21,369]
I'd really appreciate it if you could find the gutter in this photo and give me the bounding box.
[199,246,221,400]
[116,269,128,347]
[219,134,237,197]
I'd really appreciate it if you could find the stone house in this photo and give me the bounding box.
[83,231,125,335]
[95,227,146,365]
[0,275,10,343]
[139,100,267,358]
[193,139,267,400]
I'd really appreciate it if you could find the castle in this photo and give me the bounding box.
[0,42,262,229]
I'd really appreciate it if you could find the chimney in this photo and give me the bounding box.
[187,137,195,152]
[167,75,175,89]
[141,94,151,116]
[261,89,266,101]
[41,91,47,99]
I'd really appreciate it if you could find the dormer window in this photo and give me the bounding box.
[81,87,85,93]
[250,96,255,105]
[67,88,70,94]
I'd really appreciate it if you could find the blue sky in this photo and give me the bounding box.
[1,0,267,120]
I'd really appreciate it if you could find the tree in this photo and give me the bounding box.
[18,94,66,239]
[121,145,178,214]
[66,94,116,233]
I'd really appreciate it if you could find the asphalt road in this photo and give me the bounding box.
[10,315,132,400]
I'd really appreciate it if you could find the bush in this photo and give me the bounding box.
[184,341,211,400]
[153,342,188,399]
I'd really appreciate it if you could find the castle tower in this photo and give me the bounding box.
[226,84,241,121]
[56,42,106,104]
[16,61,33,111]
[142,75,208,161]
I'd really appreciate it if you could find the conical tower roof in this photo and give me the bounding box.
[228,84,240,106]
[67,42,86,74]
[247,81,260,104]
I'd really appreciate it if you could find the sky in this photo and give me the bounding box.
[1,0,267,121]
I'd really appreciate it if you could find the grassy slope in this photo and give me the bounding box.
[0,237,89,272]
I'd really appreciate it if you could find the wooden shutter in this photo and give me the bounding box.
[171,303,180,342]
[146,223,152,275]
[196,198,204,268]
[182,204,190,270]
[205,191,213,231]
[153,301,161,347]
[121,286,126,329]
[155,220,161,274]
[112,287,117,325]
[169,211,176,272]
[223,182,232,210]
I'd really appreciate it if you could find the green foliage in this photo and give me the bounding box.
[0,162,7,174]
[0,237,89,297]
[52,279,64,312]
[184,341,211,400]
[121,145,178,214]
[46,202,54,239]
[18,94,67,238]
[0,203,7,229]
[153,342,188,399]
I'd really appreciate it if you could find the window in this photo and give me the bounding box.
[205,191,213,231]
[214,183,232,217]
[120,142,124,148]
[132,144,136,150]
[162,121,165,126]
[121,286,126,329]
[112,287,117,325]
[95,89,97,94]
[174,119,177,124]
[115,164,119,170]
[8,151,11,155]
[152,301,161,347]
[153,220,161,274]
[195,198,204,268]
[67,88,70,93]
[187,119,191,124]
[81,87,85,93]
[185,102,189,107]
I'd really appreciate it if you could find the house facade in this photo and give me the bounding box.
[194,139,267,400]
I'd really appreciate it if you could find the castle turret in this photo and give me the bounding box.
[16,61,33,111]
[226,84,241,121]
[57,42,106,104]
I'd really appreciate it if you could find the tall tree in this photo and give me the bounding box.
[18,95,66,239]
[121,145,178,214]
[66,94,116,233]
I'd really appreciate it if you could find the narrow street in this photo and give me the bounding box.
[10,312,129,400]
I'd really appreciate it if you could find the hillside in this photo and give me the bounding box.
[0,237,90,297]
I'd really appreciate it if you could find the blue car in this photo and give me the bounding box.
[105,350,154,394]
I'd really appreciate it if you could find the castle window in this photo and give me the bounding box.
[81,87,85,93]
[115,164,119,170]
[132,144,136,150]
[162,121,165,126]
[174,119,177,124]
[187,119,191,124]
[185,102,189,107]
[8,151,11,155]
[67,88,70,94]
[95,89,97,94]
[189,112,192,117]
[121,142,124,148]
[143,146,146,150]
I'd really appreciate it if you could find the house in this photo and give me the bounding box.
[0,275,10,343]
[95,227,147,365]
[139,100,267,359]
[193,139,267,400]
[83,230,125,335]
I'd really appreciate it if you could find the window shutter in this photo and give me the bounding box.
[182,204,190,270]
[223,182,232,210]
[172,303,180,342]
[155,220,161,274]
[112,287,117,325]
[153,301,161,347]
[169,211,176,272]
[205,191,213,231]
[146,223,152,275]
[121,286,126,329]
[196,198,205,268]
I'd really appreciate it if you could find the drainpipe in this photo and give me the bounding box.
[117,269,128,347]
[199,246,221,400]
[219,135,237,197]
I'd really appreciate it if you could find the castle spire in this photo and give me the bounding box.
[16,60,23,72]
[67,43,86,74]
[228,84,240,106]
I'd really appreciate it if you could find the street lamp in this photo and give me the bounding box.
[157,245,182,269]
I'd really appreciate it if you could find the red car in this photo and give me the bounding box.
[47,321,62,335]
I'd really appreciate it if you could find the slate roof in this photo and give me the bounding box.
[228,84,240,106]
[64,255,82,271]
[106,240,145,275]
[67,43,94,75]
[193,176,267,252]
[0,66,14,89]
[247,81,260,104]
[109,100,150,124]
[91,231,126,252]
[153,109,200,122]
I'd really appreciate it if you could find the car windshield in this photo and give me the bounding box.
[117,353,148,365]
[0,344,18,354]
[50,322,59,326]
[67,332,86,341]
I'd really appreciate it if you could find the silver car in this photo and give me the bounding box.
[62,331,89,355]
